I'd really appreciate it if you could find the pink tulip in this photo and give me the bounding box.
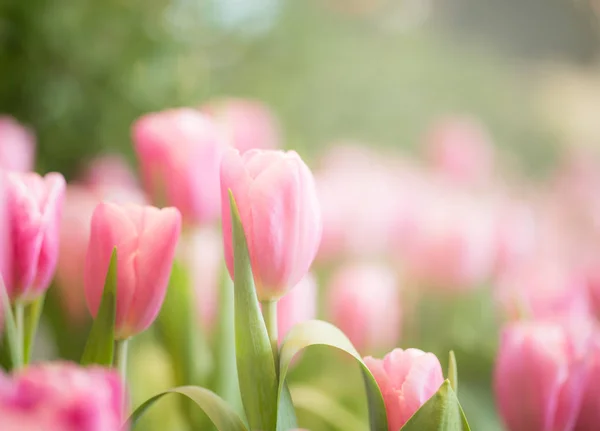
[79,154,140,191]
[277,273,317,344]
[0,116,35,172]
[364,348,444,430]
[0,362,126,431]
[327,263,401,354]
[132,108,226,224]
[424,116,494,185]
[494,321,589,431]
[202,98,281,152]
[2,171,66,302]
[575,330,600,431]
[84,202,181,339]
[220,149,322,300]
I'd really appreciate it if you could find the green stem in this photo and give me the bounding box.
[15,302,24,369]
[114,338,130,410]
[261,300,279,369]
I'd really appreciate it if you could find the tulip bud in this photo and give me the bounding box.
[364,348,444,431]
[2,171,66,302]
[0,362,126,431]
[276,273,317,344]
[202,98,281,152]
[84,202,181,339]
[494,322,589,431]
[132,108,226,224]
[0,116,35,172]
[220,149,322,300]
[575,331,600,431]
[326,263,401,354]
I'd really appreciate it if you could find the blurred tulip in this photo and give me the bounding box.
[364,348,444,430]
[424,116,494,185]
[220,149,322,300]
[0,362,126,431]
[494,321,589,431]
[132,108,226,224]
[575,330,600,431]
[202,98,280,152]
[79,155,145,204]
[2,171,66,302]
[85,202,181,339]
[326,263,400,354]
[0,116,35,172]
[277,273,317,344]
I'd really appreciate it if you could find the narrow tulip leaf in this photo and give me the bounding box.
[278,320,388,431]
[81,249,117,366]
[23,293,46,364]
[127,386,248,431]
[401,380,471,431]
[448,351,458,395]
[0,278,21,369]
[229,192,281,431]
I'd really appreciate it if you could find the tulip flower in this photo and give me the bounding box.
[202,98,281,152]
[84,202,181,339]
[494,321,589,431]
[0,362,126,431]
[2,171,66,302]
[276,273,317,344]
[327,263,401,354]
[364,348,444,430]
[0,116,35,172]
[575,331,600,431]
[220,148,322,300]
[132,108,226,224]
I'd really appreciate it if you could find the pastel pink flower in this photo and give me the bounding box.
[276,273,317,344]
[0,362,126,431]
[0,116,35,172]
[202,98,281,152]
[220,149,322,300]
[84,202,181,339]
[575,330,600,431]
[2,171,66,302]
[364,348,444,430]
[132,108,227,224]
[494,321,589,431]
[327,263,401,354]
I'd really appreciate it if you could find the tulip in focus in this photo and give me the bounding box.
[327,263,401,354]
[0,362,126,431]
[202,98,281,152]
[0,116,35,172]
[2,171,66,302]
[494,321,589,431]
[276,273,317,344]
[364,348,444,431]
[84,202,182,340]
[133,108,226,224]
[220,149,322,300]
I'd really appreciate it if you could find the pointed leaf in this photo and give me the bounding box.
[229,192,282,431]
[0,278,21,369]
[127,386,248,431]
[23,293,45,364]
[278,320,388,431]
[448,351,458,394]
[401,380,471,431]
[81,249,117,366]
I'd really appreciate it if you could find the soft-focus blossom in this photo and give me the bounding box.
[85,202,181,339]
[220,149,322,300]
[277,273,317,344]
[0,116,35,172]
[494,321,590,431]
[202,98,280,152]
[80,154,140,192]
[133,108,226,224]
[364,348,444,430]
[575,330,600,431]
[327,263,401,354]
[2,171,66,302]
[0,362,126,431]
[424,116,494,185]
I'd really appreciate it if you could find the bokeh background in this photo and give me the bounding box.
[3,1,600,430]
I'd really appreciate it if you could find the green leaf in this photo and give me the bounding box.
[401,380,471,431]
[229,192,280,431]
[448,351,458,394]
[278,320,388,431]
[127,386,248,431]
[0,279,21,370]
[23,293,46,364]
[81,249,117,366]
